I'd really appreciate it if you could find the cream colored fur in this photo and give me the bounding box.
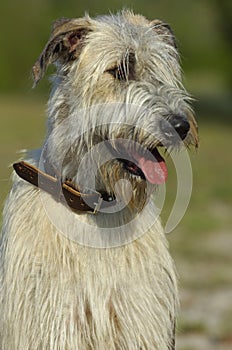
[0,10,198,350]
[1,173,177,349]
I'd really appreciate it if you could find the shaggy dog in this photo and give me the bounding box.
[0,11,198,350]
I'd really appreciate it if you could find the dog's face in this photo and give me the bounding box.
[33,11,198,211]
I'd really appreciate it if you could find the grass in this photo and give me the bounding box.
[0,94,45,212]
[160,120,232,239]
[177,319,207,334]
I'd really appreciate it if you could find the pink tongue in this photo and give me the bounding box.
[137,157,168,184]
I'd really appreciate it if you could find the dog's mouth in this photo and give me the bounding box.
[109,141,168,184]
[126,147,167,184]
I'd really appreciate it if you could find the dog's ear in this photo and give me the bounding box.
[32,17,91,86]
[151,20,177,49]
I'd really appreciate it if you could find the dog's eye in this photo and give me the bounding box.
[106,66,127,81]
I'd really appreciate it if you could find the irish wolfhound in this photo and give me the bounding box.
[0,10,198,350]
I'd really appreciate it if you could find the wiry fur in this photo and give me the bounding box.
[0,10,198,350]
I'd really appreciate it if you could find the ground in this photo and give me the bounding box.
[175,230,232,350]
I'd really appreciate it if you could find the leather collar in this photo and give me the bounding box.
[13,161,116,214]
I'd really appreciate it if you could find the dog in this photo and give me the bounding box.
[0,10,198,349]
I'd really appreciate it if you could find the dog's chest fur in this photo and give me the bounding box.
[1,177,177,350]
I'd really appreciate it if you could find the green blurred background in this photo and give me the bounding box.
[1,1,232,349]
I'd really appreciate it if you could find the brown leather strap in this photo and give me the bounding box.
[13,161,116,213]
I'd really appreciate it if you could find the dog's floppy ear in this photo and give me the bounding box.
[151,20,177,49]
[32,17,91,86]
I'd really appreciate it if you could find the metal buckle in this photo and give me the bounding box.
[81,187,103,214]
[92,196,103,214]
[81,187,116,214]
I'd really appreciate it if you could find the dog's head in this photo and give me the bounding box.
[34,11,198,212]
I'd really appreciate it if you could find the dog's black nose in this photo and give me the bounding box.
[169,114,190,140]
[160,114,190,142]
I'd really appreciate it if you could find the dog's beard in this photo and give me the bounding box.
[60,140,159,213]
[98,160,151,212]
